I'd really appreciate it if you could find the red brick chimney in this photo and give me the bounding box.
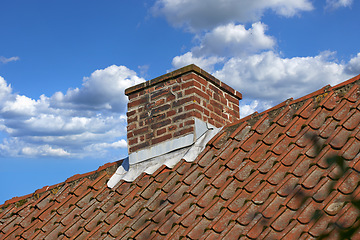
[125,64,242,164]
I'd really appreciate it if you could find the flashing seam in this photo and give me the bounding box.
[107,123,221,188]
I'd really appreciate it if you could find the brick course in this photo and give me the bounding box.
[125,64,242,154]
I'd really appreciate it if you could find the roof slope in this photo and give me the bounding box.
[1,74,360,239]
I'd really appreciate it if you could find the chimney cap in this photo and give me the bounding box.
[125,64,242,100]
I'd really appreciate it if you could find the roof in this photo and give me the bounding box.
[1,73,360,239]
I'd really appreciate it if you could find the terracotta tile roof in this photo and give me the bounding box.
[1,74,360,239]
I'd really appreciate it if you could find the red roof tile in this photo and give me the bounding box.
[1,74,360,239]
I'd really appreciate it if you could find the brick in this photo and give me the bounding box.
[151,104,171,116]
[145,113,166,125]
[155,99,165,107]
[130,141,150,153]
[213,92,221,102]
[204,108,210,117]
[184,119,195,126]
[127,115,138,124]
[208,118,215,126]
[181,79,202,90]
[193,95,201,104]
[173,112,191,123]
[174,127,194,138]
[138,106,145,113]
[184,103,204,113]
[127,110,136,117]
[210,112,222,124]
[182,72,196,81]
[154,82,166,91]
[220,95,227,105]
[128,92,138,101]
[232,103,240,113]
[167,110,176,118]
[157,128,167,136]
[152,133,172,145]
[145,102,155,110]
[151,119,171,129]
[193,74,208,87]
[209,84,222,96]
[166,94,176,102]
[128,95,149,109]
[190,110,202,119]
[140,112,149,120]
[133,126,148,136]
[144,86,155,94]
[208,104,214,112]
[210,99,223,111]
[185,87,210,101]
[168,125,177,132]
[127,132,133,139]
[128,138,138,145]
[173,85,181,92]
[172,96,193,108]
[225,93,240,105]
[151,88,170,101]
[127,123,136,131]
[214,106,222,116]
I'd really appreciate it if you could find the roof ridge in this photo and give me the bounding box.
[0,160,122,209]
[228,74,360,130]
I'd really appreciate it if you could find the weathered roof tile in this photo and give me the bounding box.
[2,73,360,239]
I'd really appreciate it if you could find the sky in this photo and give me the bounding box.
[0,0,359,204]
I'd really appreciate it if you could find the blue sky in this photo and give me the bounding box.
[0,0,359,204]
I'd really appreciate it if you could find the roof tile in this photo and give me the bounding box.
[270,207,296,231]
[2,72,360,239]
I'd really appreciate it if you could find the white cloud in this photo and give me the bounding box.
[172,52,224,72]
[194,22,275,57]
[0,77,12,102]
[326,0,353,9]
[51,65,145,113]
[214,51,351,103]
[21,145,70,157]
[172,22,275,70]
[0,56,19,64]
[0,65,143,158]
[85,139,127,152]
[216,51,358,116]
[345,53,360,75]
[239,100,273,117]
[152,0,313,31]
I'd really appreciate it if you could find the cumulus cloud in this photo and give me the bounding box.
[172,52,224,72]
[212,51,359,115]
[239,100,273,117]
[152,0,313,31]
[0,65,144,158]
[345,53,360,75]
[173,22,275,70]
[193,22,275,57]
[326,0,353,10]
[0,56,19,64]
[51,65,145,113]
[215,51,352,101]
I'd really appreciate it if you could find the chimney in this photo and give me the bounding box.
[125,64,242,164]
